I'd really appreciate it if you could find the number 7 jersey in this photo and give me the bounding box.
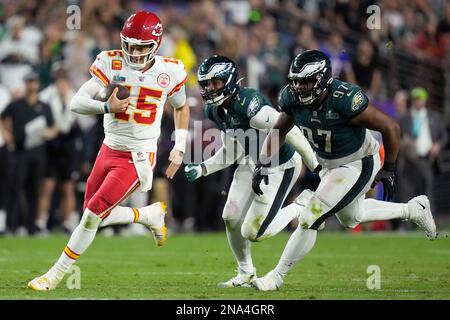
[90,50,187,152]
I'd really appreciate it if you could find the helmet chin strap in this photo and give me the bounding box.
[236,77,245,86]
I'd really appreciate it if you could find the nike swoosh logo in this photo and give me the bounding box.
[417,202,426,210]
[240,97,246,106]
[128,160,133,163]
[265,115,270,123]
[346,90,354,96]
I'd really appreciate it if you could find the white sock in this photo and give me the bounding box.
[225,219,254,274]
[274,227,317,277]
[359,199,410,223]
[100,203,163,227]
[262,202,304,238]
[100,206,136,227]
[47,209,101,282]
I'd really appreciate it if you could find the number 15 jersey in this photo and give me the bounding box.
[90,50,187,152]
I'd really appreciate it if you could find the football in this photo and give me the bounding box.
[94,83,130,102]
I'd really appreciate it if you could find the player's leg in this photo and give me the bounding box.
[336,153,437,239]
[218,164,256,288]
[241,157,302,242]
[255,155,377,291]
[99,151,166,244]
[36,177,56,233]
[82,144,109,212]
[360,196,436,239]
[28,146,140,290]
[59,147,79,232]
[27,146,109,291]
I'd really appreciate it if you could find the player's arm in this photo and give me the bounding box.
[70,78,129,115]
[349,102,400,166]
[259,111,294,165]
[0,103,14,146]
[165,85,189,179]
[349,102,400,200]
[185,132,244,182]
[252,111,295,195]
[249,105,319,171]
[0,117,13,146]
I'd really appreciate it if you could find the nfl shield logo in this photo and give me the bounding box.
[139,76,145,82]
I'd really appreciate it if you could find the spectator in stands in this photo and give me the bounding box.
[320,30,356,82]
[289,22,318,60]
[259,30,289,102]
[0,84,11,234]
[0,15,40,98]
[242,33,265,91]
[352,38,382,99]
[36,67,80,234]
[412,16,448,61]
[437,2,450,54]
[393,89,409,120]
[398,87,448,208]
[36,22,65,88]
[0,71,58,235]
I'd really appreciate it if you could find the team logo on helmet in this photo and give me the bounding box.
[152,23,163,37]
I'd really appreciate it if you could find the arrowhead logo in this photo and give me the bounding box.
[152,23,163,37]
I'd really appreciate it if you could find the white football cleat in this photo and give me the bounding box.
[253,270,283,291]
[408,195,437,240]
[218,268,256,288]
[27,275,59,291]
[140,202,167,246]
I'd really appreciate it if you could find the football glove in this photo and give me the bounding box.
[371,162,395,201]
[313,164,322,174]
[252,164,269,196]
[184,164,204,182]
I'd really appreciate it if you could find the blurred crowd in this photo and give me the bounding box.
[0,0,449,236]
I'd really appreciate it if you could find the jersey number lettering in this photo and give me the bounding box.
[115,86,162,125]
[332,83,350,99]
[300,127,332,153]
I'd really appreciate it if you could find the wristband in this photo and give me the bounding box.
[174,129,188,153]
[200,163,207,176]
[383,162,396,172]
[104,101,111,113]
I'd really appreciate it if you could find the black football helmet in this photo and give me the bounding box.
[288,50,333,106]
[197,55,238,106]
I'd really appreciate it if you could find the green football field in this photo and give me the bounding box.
[0,231,449,300]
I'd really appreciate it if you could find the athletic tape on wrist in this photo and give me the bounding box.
[174,129,188,153]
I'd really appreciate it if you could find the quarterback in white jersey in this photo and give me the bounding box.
[89,51,187,153]
[28,11,190,291]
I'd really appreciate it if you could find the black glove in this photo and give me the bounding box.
[252,163,269,196]
[313,164,322,174]
[371,162,395,201]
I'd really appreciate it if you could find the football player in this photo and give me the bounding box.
[28,11,190,291]
[252,50,437,291]
[184,55,320,288]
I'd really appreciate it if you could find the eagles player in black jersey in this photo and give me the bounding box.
[184,55,320,288]
[252,50,437,291]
